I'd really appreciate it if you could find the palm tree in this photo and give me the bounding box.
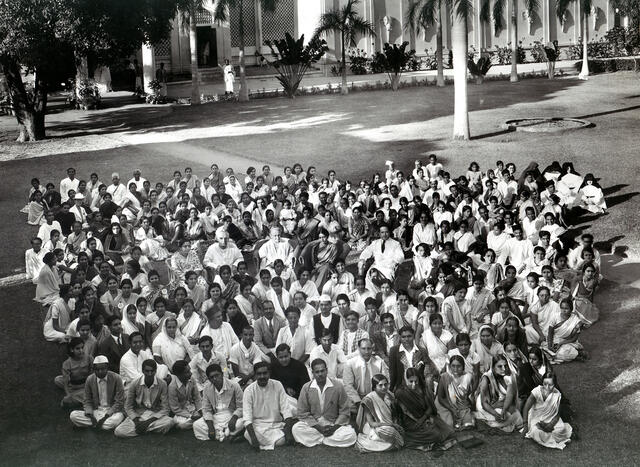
[314,0,376,95]
[557,0,592,79]
[480,0,539,82]
[177,0,204,104]
[451,0,472,139]
[213,0,280,102]
[406,0,446,87]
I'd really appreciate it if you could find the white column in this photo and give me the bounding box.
[574,1,580,44]
[542,0,550,43]
[141,43,156,94]
[255,0,263,60]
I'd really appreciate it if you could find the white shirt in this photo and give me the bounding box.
[106,183,127,206]
[309,377,334,412]
[60,177,80,202]
[359,238,404,280]
[38,221,63,243]
[25,248,46,283]
[119,348,153,386]
[97,377,109,408]
[276,325,314,361]
[127,177,147,192]
[309,344,346,378]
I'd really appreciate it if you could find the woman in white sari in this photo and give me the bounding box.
[441,286,469,337]
[546,299,585,364]
[26,190,48,225]
[122,183,142,222]
[35,252,60,305]
[475,355,523,432]
[471,325,504,374]
[234,281,260,323]
[152,317,193,370]
[135,217,169,261]
[122,304,145,337]
[177,299,203,353]
[523,372,572,449]
[355,374,404,453]
[421,313,453,373]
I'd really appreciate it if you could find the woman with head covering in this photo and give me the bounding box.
[577,173,606,214]
[355,373,404,453]
[471,325,504,374]
[547,299,586,363]
[395,368,455,450]
[151,316,193,370]
[474,355,523,432]
[437,355,475,429]
[122,304,146,337]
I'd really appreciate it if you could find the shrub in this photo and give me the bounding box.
[348,48,369,75]
[573,57,639,74]
[605,26,640,56]
[370,52,386,73]
[493,43,527,65]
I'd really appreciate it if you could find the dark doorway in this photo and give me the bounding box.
[197,27,218,67]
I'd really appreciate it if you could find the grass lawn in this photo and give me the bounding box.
[0,72,639,465]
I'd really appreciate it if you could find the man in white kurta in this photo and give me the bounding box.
[60,168,80,203]
[358,225,404,293]
[487,222,511,265]
[258,226,294,269]
[200,308,239,359]
[276,307,314,363]
[193,364,245,441]
[243,362,294,450]
[25,238,46,283]
[107,173,127,207]
[292,359,356,447]
[119,332,153,387]
[508,226,534,274]
[203,229,244,274]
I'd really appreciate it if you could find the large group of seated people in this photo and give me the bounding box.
[21,155,607,452]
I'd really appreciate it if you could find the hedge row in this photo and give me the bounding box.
[574,57,640,73]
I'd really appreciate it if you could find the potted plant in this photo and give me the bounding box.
[467,56,492,84]
[74,79,101,110]
[146,79,164,104]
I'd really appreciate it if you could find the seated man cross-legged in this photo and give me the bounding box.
[69,355,125,432]
[193,363,245,442]
[292,359,357,448]
[114,359,175,438]
[168,360,202,430]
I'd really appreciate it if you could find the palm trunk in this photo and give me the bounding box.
[452,12,470,140]
[436,3,445,87]
[341,29,348,95]
[579,13,589,79]
[2,58,47,141]
[239,0,249,101]
[189,4,201,104]
[510,0,518,82]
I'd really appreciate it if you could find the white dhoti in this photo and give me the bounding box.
[286,395,298,418]
[193,410,245,441]
[70,408,125,431]
[244,421,286,450]
[114,410,175,438]
[173,415,195,430]
[292,420,356,447]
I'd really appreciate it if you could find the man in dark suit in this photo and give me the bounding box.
[388,325,437,392]
[69,355,125,431]
[98,316,130,373]
[312,295,341,345]
[253,300,287,360]
[369,312,399,365]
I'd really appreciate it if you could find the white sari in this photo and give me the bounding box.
[525,386,572,449]
[152,320,193,370]
[441,296,469,336]
[422,328,453,372]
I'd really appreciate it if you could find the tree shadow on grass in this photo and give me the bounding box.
[39,78,583,141]
[602,184,628,196]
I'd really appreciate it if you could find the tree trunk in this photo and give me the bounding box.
[1,58,47,141]
[510,0,519,82]
[189,4,201,104]
[579,13,589,79]
[436,3,445,87]
[341,29,349,95]
[391,75,400,91]
[239,0,249,101]
[452,12,470,140]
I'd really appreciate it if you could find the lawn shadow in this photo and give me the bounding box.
[602,184,629,196]
[577,104,640,119]
[40,77,583,141]
[606,192,640,208]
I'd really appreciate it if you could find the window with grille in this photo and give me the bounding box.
[154,38,171,57]
[230,2,256,47]
[262,0,295,42]
[196,8,213,25]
